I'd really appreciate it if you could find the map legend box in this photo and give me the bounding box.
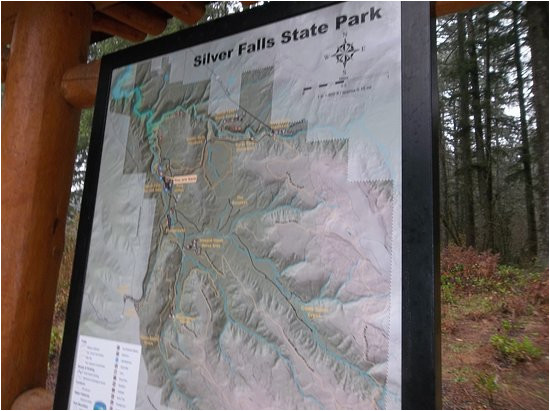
[69,335,141,410]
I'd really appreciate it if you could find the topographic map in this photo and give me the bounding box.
[70,2,402,410]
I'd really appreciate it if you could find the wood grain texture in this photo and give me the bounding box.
[62,60,101,108]
[152,1,206,25]
[1,3,93,408]
[101,2,167,35]
[11,388,53,410]
[434,1,494,17]
[92,12,147,42]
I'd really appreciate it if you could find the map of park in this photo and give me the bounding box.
[75,3,402,409]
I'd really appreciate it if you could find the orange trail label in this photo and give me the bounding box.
[170,174,198,185]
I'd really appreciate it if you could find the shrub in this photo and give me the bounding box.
[49,324,63,362]
[441,245,500,292]
[476,372,498,407]
[490,334,542,364]
[525,273,549,306]
[441,277,457,304]
[501,319,513,333]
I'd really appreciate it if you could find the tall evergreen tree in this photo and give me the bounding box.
[525,2,549,264]
[467,12,490,249]
[436,2,547,263]
[457,14,476,247]
[482,10,495,251]
[512,3,538,259]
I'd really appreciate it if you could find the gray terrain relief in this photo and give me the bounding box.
[101,57,395,409]
[82,3,402,406]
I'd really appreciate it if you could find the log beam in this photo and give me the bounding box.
[92,1,121,11]
[1,2,93,408]
[11,388,53,410]
[435,1,494,17]
[152,1,206,25]
[92,12,147,42]
[62,60,101,109]
[62,61,100,108]
[1,44,9,83]
[101,3,167,35]
[1,2,18,48]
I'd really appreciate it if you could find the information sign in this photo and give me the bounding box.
[55,2,439,409]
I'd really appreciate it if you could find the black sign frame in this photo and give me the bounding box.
[54,2,440,409]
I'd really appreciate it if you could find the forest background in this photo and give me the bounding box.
[48,2,549,409]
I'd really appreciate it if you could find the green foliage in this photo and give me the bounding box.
[162,17,188,35]
[450,366,474,383]
[441,246,499,282]
[500,318,525,334]
[441,246,501,294]
[204,1,243,21]
[441,274,457,304]
[49,324,63,361]
[438,1,548,263]
[459,294,496,320]
[77,108,94,151]
[476,372,499,407]
[440,246,544,300]
[490,334,542,364]
[501,319,513,333]
[87,37,132,61]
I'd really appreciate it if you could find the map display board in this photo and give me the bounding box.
[55,2,438,409]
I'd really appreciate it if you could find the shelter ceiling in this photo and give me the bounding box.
[2,1,210,50]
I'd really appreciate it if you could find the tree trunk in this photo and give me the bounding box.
[512,5,537,259]
[483,10,495,251]
[452,101,462,246]
[440,109,450,247]
[457,14,476,247]
[525,2,549,265]
[467,11,489,249]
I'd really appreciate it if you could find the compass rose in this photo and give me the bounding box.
[332,37,357,69]
[324,33,365,75]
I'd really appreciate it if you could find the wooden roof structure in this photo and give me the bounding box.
[1,2,493,410]
[2,2,210,82]
[3,2,210,46]
[1,1,492,48]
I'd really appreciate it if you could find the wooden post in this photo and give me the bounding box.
[1,3,93,409]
